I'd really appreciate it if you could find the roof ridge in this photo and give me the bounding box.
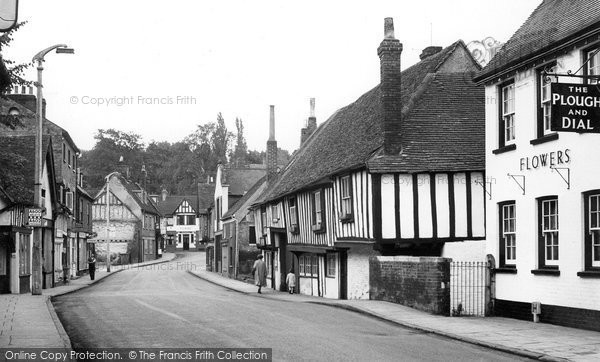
[433,40,461,72]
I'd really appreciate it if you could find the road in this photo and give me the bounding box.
[53,252,532,361]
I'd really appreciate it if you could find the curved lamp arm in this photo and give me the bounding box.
[32,44,71,63]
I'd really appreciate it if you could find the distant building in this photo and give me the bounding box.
[158,194,197,251]
[90,170,160,264]
[474,0,600,332]
[210,163,266,276]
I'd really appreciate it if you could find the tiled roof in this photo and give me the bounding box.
[476,0,600,81]
[367,72,484,173]
[223,176,266,219]
[0,135,53,205]
[115,174,160,215]
[255,40,483,204]
[197,183,215,214]
[223,165,266,196]
[156,195,199,216]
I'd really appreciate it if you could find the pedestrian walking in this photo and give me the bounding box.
[286,269,296,294]
[251,254,267,294]
[88,254,97,280]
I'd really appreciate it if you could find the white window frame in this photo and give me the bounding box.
[326,253,336,277]
[589,194,600,267]
[65,191,74,211]
[588,49,600,85]
[340,176,352,217]
[502,83,515,144]
[289,198,298,227]
[299,255,305,276]
[261,208,267,236]
[271,204,279,223]
[540,66,556,135]
[502,204,516,263]
[542,199,559,265]
[314,190,322,226]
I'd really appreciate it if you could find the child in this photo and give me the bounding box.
[286,269,296,294]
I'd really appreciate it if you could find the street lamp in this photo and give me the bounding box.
[31,44,74,295]
[104,171,119,272]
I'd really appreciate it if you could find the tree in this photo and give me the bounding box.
[230,117,248,167]
[212,112,233,164]
[80,129,145,190]
[0,22,33,92]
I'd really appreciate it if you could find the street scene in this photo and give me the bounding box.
[1,0,600,361]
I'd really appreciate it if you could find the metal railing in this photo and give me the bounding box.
[450,261,490,317]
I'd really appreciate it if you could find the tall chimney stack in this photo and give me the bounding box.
[377,17,403,155]
[266,105,278,182]
[300,98,317,145]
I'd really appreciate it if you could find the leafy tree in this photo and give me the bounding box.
[230,117,248,167]
[80,129,145,190]
[0,21,33,91]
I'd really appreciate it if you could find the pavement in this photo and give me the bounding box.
[0,253,176,349]
[188,268,600,362]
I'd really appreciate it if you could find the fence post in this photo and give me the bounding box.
[485,254,496,316]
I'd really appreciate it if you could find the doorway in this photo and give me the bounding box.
[183,234,190,250]
[0,241,10,294]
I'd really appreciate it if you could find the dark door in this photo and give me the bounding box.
[0,241,10,293]
[278,233,288,292]
[183,234,190,250]
[339,250,348,300]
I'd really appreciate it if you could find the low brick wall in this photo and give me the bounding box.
[369,256,451,315]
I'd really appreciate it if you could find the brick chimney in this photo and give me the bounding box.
[300,98,317,145]
[161,188,168,201]
[6,85,46,119]
[420,46,442,60]
[377,17,403,155]
[266,105,278,182]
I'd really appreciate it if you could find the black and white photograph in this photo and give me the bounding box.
[0,0,599,361]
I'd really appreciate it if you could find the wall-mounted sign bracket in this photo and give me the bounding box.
[543,48,600,84]
[507,174,525,195]
[474,179,492,200]
[550,166,570,190]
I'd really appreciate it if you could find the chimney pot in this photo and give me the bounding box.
[309,98,315,118]
[269,105,275,141]
[384,17,395,39]
[267,105,278,182]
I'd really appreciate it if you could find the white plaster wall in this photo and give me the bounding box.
[485,48,600,310]
[442,240,487,262]
[347,243,378,300]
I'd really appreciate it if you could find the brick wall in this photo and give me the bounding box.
[370,256,451,315]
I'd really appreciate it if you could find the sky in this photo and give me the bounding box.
[5,0,541,154]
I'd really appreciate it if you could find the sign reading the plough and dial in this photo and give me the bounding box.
[551,83,600,133]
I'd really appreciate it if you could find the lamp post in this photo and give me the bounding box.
[31,44,74,295]
[104,171,119,272]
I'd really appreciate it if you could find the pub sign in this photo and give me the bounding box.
[551,83,600,133]
[25,208,43,227]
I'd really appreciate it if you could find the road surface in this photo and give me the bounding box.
[53,252,532,361]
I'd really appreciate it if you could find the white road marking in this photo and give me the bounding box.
[134,299,188,322]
